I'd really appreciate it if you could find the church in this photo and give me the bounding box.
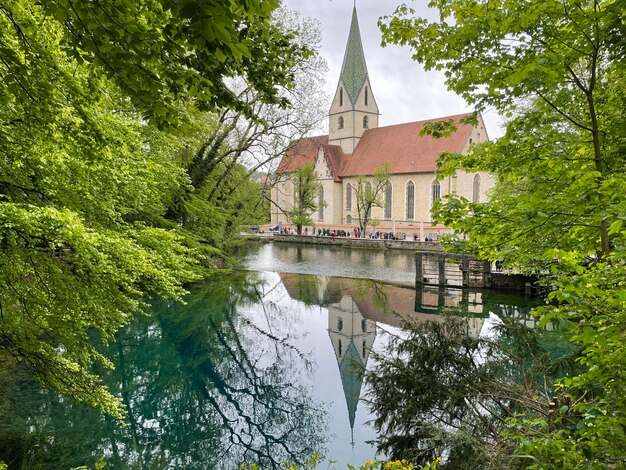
[270,6,493,236]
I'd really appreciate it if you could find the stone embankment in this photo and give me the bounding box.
[269,234,444,251]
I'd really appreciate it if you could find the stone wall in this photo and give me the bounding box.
[272,234,444,252]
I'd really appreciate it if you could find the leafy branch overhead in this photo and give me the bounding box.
[10,0,311,126]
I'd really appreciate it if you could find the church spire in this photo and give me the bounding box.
[328,5,379,154]
[339,6,368,106]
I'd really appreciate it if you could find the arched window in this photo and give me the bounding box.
[346,183,352,210]
[338,116,344,130]
[318,187,324,220]
[346,214,352,224]
[473,174,481,203]
[337,317,343,331]
[339,87,343,107]
[363,116,369,128]
[365,86,369,105]
[338,339,343,356]
[361,319,367,332]
[406,181,415,220]
[431,179,441,206]
[384,182,392,219]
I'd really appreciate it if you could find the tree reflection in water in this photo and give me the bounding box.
[364,304,576,469]
[0,271,328,469]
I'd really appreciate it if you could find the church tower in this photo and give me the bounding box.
[327,294,377,443]
[328,6,380,154]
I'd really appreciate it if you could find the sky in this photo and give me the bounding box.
[281,0,504,139]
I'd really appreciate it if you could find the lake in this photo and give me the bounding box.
[0,241,540,469]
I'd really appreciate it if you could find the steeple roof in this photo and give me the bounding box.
[338,341,365,432]
[339,6,368,105]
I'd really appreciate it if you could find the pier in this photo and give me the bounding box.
[415,250,538,293]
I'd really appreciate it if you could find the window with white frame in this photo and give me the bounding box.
[318,187,324,220]
[406,181,415,220]
[431,179,441,206]
[384,182,392,219]
[473,174,481,203]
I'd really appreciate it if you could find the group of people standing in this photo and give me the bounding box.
[275,226,442,243]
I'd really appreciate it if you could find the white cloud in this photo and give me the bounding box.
[281,0,504,138]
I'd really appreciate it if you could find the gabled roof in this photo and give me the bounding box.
[341,112,475,177]
[339,7,368,105]
[322,144,346,182]
[276,135,346,182]
[276,135,328,173]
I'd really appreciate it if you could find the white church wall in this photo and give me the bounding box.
[313,151,336,225]
[270,177,294,225]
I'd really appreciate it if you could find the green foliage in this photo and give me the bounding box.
[353,163,391,233]
[380,0,626,465]
[241,456,439,469]
[35,0,307,126]
[382,0,625,258]
[0,0,314,419]
[163,8,328,245]
[0,38,201,416]
[287,163,324,234]
[365,314,574,469]
[503,254,626,468]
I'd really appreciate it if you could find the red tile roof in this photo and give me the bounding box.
[276,135,347,182]
[276,135,328,173]
[322,144,346,182]
[275,113,475,180]
[341,113,474,176]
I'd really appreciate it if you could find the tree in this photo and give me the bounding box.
[0,0,313,419]
[354,163,391,234]
[380,0,626,466]
[166,8,329,245]
[33,0,308,126]
[287,163,324,235]
[380,0,624,262]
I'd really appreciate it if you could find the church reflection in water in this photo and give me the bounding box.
[327,294,376,445]
[279,273,539,437]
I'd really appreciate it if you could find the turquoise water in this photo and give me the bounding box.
[0,243,539,469]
